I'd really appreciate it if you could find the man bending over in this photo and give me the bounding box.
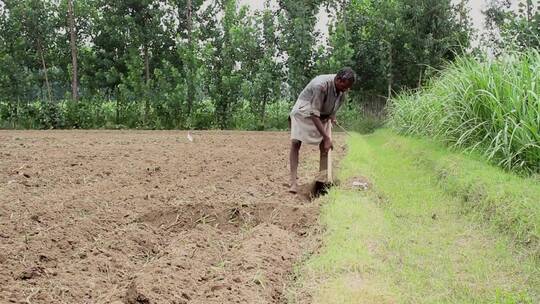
[288,67,356,193]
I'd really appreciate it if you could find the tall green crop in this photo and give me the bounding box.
[390,50,540,173]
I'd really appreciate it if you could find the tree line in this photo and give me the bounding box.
[0,0,536,130]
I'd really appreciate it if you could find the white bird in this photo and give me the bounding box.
[187,132,193,142]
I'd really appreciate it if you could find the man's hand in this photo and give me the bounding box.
[330,116,337,125]
[311,116,330,139]
[311,115,333,152]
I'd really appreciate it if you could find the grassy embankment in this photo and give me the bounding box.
[289,130,539,303]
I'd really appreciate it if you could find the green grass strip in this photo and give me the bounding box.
[291,130,539,304]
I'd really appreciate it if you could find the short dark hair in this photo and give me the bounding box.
[336,67,356,83]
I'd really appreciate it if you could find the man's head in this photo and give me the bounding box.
[334,67,356,93]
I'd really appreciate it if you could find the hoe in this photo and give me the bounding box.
[311,123,335,197]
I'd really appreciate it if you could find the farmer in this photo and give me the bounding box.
[288,67,356,193]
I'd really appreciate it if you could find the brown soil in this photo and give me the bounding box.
[0,130,344,303]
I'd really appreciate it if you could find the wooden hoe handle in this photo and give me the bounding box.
[327,123,333,183]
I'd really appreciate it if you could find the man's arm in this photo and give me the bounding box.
[330,93,347,125]
[311,116,332,151]
[310,116,329,139]
[309,85,333,151]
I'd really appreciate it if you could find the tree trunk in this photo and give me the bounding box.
[15,98,20,129]
[144,44,150,84]
[387,43,393,99]
[144,44,150,125]
[68,0,78,102]
[218,98,228,130]
[37,39,52,101]
[187,0,193,39]
[186,0,194,119]
[116,98,120,125]
[260,94,267,130]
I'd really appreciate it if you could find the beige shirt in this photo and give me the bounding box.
[289,74,346,144]
[291,74,345,119]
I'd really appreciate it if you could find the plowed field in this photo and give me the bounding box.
[0,130,344,304]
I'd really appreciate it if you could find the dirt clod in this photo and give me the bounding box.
[16,266,44,280]
[125,282,150,304]
[181,292,190,300]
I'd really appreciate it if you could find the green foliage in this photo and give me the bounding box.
[231,99,290,131]
[483,0,540,53]
[322,21,355,73]
[348,113,385,134]
[319,0,471,95]
[245,7,283,130]
[389,50,540,173]
[334,102,386,134]
[151,60,188,129]
[0,0,474,130]
[279,0,324,97]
